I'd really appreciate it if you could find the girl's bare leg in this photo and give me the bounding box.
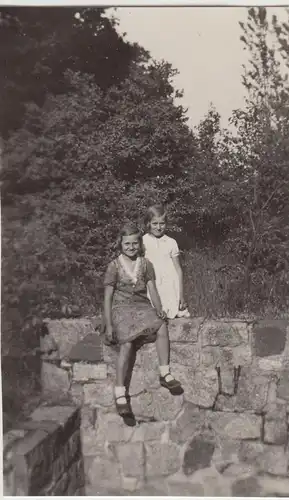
[156,322,183,394]
[115,342,133,404]
[155,322,170,366]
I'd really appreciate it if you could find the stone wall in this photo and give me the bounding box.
[39,316,289,496]
[4,316,289,496]
[3,405,85,495]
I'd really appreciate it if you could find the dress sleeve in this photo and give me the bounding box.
[170,238,180,258]
[145,259,156,283]
[103,260,118,287]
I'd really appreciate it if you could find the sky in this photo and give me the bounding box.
[114,6,288,130]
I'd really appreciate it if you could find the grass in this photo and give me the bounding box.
[182,248,289,319]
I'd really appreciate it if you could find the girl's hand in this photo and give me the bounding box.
[179,298,188,311]
[157,309,167,320]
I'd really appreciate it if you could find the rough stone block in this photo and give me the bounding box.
[184,466,231,496]
[215,368,270,413]
[131,421,166,442]
[201,320,248,347]
[219,367,235,395]
[145,442,181,477]
[45,318,96,358]
[170,403,209,443]
[167,473,205,496]
[211,438,241,469]
[68,333,103,363]
[264,405,287,445]
[86,455,122,491]
[259,476,289,497]
[96,411,135,443]
[31,405,80,436]
[152,387,184,421]
[209,412,261,440]
[116,442,145,477]
[73,362,107,382]
[252,319,288,357]
[170,343,200,367]
[239,441,288,476]
[130,391,156,419]
[83,380,114,408]
[168,317,203,342]
[277,370,289,400]
[222,462,257,478]
[70,383,84,405]
[182,430,216,476]
[41,361,70,396]
[171,364,218,408]
[121,476,141,492]
[129,364,159,396]
[232,476,262,496]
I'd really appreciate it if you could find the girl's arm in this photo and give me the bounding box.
[147,280,166,319]
[104,285,115,339]
[172,256,187,308]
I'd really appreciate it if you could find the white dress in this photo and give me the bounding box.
[143,233,180,319]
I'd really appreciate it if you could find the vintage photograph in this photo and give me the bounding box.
[1,4,289,496]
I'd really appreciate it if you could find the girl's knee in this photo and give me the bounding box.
[157,323,169,338]
[120,342,133,353]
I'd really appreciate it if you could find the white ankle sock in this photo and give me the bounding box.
[159,365,174,382]
[114,386,126,404]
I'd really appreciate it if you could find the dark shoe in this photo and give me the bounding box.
[160,373,184,395]
[115,395,132,417]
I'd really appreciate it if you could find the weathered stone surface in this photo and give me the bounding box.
[152,387,184,421]
[259,476,289,497]
[130,391,156,419]
[121,476,141,492]
[45,318,96,358]
[188,466,231,496]
[215,368,270,412]
[86,455,122,491]
[168,317,203,342]
[170,403,208,443]
[252,319,288,357]
[232,476,262,497]
[70,383,84,405]
[102,343,118,364]
[277,370,289,400]
[131,421,166,442]
[145,442,181,477]
[83,380,114,407]
[209,412,261,440]
[73,362,107,382]
[201,344,252,368]
[170,343,200,367]
[211,438,241,469]
[171,364,218,408]
[201,321,248,347]
[264,405,287,445]
[254,356,283,372]
[129,365,159,396]
[41,362,70,396]
[68,333,103,363]
[116,442,145,477]
[183,431,215,476]
[167,474,205,496]
[96,411,135,443]
[222,462,257,478]
[219,367,235,395]
[239,441,288,475]
[31,405,79,431]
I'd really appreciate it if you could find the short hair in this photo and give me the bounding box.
[144,204,167,231]
[115,221,145,255]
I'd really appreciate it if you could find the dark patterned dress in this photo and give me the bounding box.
[102,256,164,345]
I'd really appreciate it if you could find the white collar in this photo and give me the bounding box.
[119,255,141,284]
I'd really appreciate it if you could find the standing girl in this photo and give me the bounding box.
[102,222,183,417]
[143,204,190,320]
